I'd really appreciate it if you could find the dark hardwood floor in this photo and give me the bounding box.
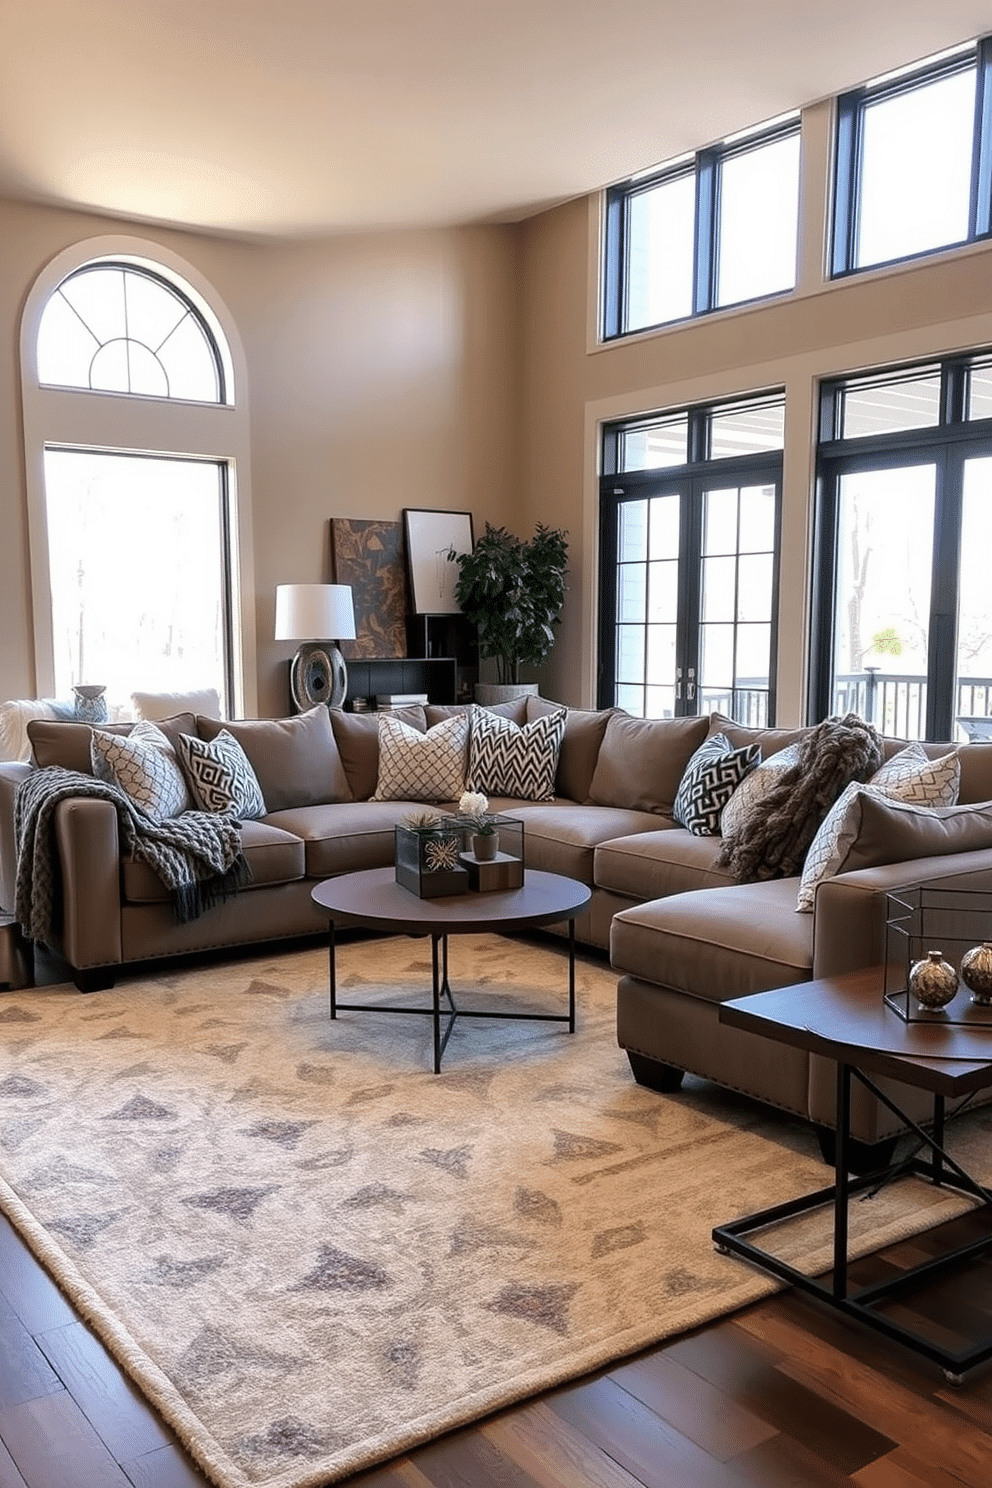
[5,943,992,1486]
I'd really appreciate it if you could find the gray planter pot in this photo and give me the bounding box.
[473,682,539,706]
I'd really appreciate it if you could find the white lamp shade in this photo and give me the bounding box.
[274,584,356,642]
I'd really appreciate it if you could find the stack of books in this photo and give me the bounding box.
[375,692,429,710]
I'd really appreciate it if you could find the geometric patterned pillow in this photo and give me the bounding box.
[90,720,191,822]
[372,712,469,802]
[673,732,761,836]
[796,743,960,911]
[466,705,566,801]
[174,729,267,818]
[720,741,802,839]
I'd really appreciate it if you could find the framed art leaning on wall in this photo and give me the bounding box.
[404,509,474,615]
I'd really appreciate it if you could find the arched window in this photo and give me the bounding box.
[20,239,256,719]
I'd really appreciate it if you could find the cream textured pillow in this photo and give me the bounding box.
[720,741,801,839]
[796,743,960,911]
[372,712,469,802]
[90,720,191,821]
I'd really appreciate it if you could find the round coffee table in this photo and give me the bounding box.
[310,867,591,1071]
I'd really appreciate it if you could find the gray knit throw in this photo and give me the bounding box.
[15,767,251,946]
[718,712,884,883]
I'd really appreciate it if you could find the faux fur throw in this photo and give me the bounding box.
[718,712,884,883]
[15,767,251,946]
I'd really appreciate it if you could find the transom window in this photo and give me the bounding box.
[603,118,800,340]
[599,394,783,723]
[37,262,227,403]
[832,38,992,276]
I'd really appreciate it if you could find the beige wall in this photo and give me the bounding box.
[1,198,521,715]
[519,107,992,717]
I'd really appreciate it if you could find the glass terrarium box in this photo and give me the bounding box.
[395,818,468,898]
[884,886,992,1026]
[458,814,524,892]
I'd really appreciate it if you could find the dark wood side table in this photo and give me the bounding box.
[311,867,591,1072]
[714,968,992,1381]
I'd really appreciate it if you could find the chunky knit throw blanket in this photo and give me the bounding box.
[718,712,884,883]
[15,767,251,946]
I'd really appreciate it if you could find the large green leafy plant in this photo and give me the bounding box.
[447,523,568,686]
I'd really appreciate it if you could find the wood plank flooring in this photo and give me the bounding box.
[5,944,992,1485]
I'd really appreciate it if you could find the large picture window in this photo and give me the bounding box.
[603,119,800,340]
[599,395,783,723]
[832,38,992,276]
[811,354,992,740]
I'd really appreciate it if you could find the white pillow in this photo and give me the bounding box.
[467,705,566,801]
[131,688,222,721]
[90,720,191,821]
[720,741,801,839]
[796,743,960,911]
[372,712,469,802]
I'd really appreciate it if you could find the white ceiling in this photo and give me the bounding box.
[1,1,990,239]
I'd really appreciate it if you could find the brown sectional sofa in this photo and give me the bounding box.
[2,697,992,1152]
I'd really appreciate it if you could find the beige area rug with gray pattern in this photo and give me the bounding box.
[0,934,986,1488]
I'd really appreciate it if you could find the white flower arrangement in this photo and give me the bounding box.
[457,790,496,836]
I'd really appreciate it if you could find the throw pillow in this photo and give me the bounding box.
[720,741,802,840]
[673,732,761,837]
[796,743,960,911]
[196,706,352,810]
[372,712,469,802]
[587,712,710,814]
[837,793,992,877]
[175,729,267,818]
[466,705,566,801]
[90,720,191,822]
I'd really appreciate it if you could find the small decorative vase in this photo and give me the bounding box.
[960,942,992,1006]
[73,684,107,723]
[472,832,499,861]
[908,950,958,1011]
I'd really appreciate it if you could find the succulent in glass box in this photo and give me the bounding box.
[395,813,469,898]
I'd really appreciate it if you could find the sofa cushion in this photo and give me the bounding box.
[610,878,813,1005]
[197,707,352,810]
[706,713,809,758]
[526,696,614,803]
[132,688,221,721]
[90,720,191,821]
[266,800,437,878]
[425,700,528,727]
[673,732,760,835]
[122,818,305,902]
[588,712,709,815]
[797,743,961,910]
[330,707,426,800]
[829,793,992,879]
[175,730,267,818]
[372,713,469,802]
[467,706,566,801]
[594,828,736,900]
[498,802,665,885]
[720,741,802,840]
[27,713,197,773]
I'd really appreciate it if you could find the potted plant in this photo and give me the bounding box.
[457,791,499,860]
[446,523,568,701]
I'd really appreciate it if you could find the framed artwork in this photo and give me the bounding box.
[329,518,408,658]
[404,509,474,615]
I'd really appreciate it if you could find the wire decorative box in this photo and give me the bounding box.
[884,885,992,1026]
[395,820,469,898]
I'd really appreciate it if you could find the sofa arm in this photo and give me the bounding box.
[53,798,123,971]
[0,762,31,914]
[812,849,992,979]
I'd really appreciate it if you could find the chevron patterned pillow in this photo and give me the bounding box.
[796,742,960,910]
[372,712,469,802]
[467,705,566,800]
[175,729,267,819]
[673,732,761,836]
[90,720,191,822]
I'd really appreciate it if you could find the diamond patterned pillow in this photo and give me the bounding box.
[720,741,801,839]
[372,712,469,802]
[673,732,761,836]
[467,705,566,801]
[175,729,267,818]
[90,720,191,822]
[796,743,960,910]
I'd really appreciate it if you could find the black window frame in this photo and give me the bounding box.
[602,117,801,342]
[811,353,992,740]
[831,37,992,279]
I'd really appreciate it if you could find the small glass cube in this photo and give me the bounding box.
[395,820,469,898]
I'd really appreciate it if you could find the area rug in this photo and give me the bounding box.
[0,934,984,1488]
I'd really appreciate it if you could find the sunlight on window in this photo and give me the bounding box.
[626,172,695,331]
[716,133,800,307]
[44,449,227,709]
[857,66,976,267]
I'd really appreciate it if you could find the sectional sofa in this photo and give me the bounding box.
[2,696,992,1152]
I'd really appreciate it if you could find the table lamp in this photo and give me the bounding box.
[275,583,356,710]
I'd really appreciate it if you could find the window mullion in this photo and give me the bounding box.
[831,90,860,276]
[927,448,963,740]
[973,35,992,239]
[693,150,717,315]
